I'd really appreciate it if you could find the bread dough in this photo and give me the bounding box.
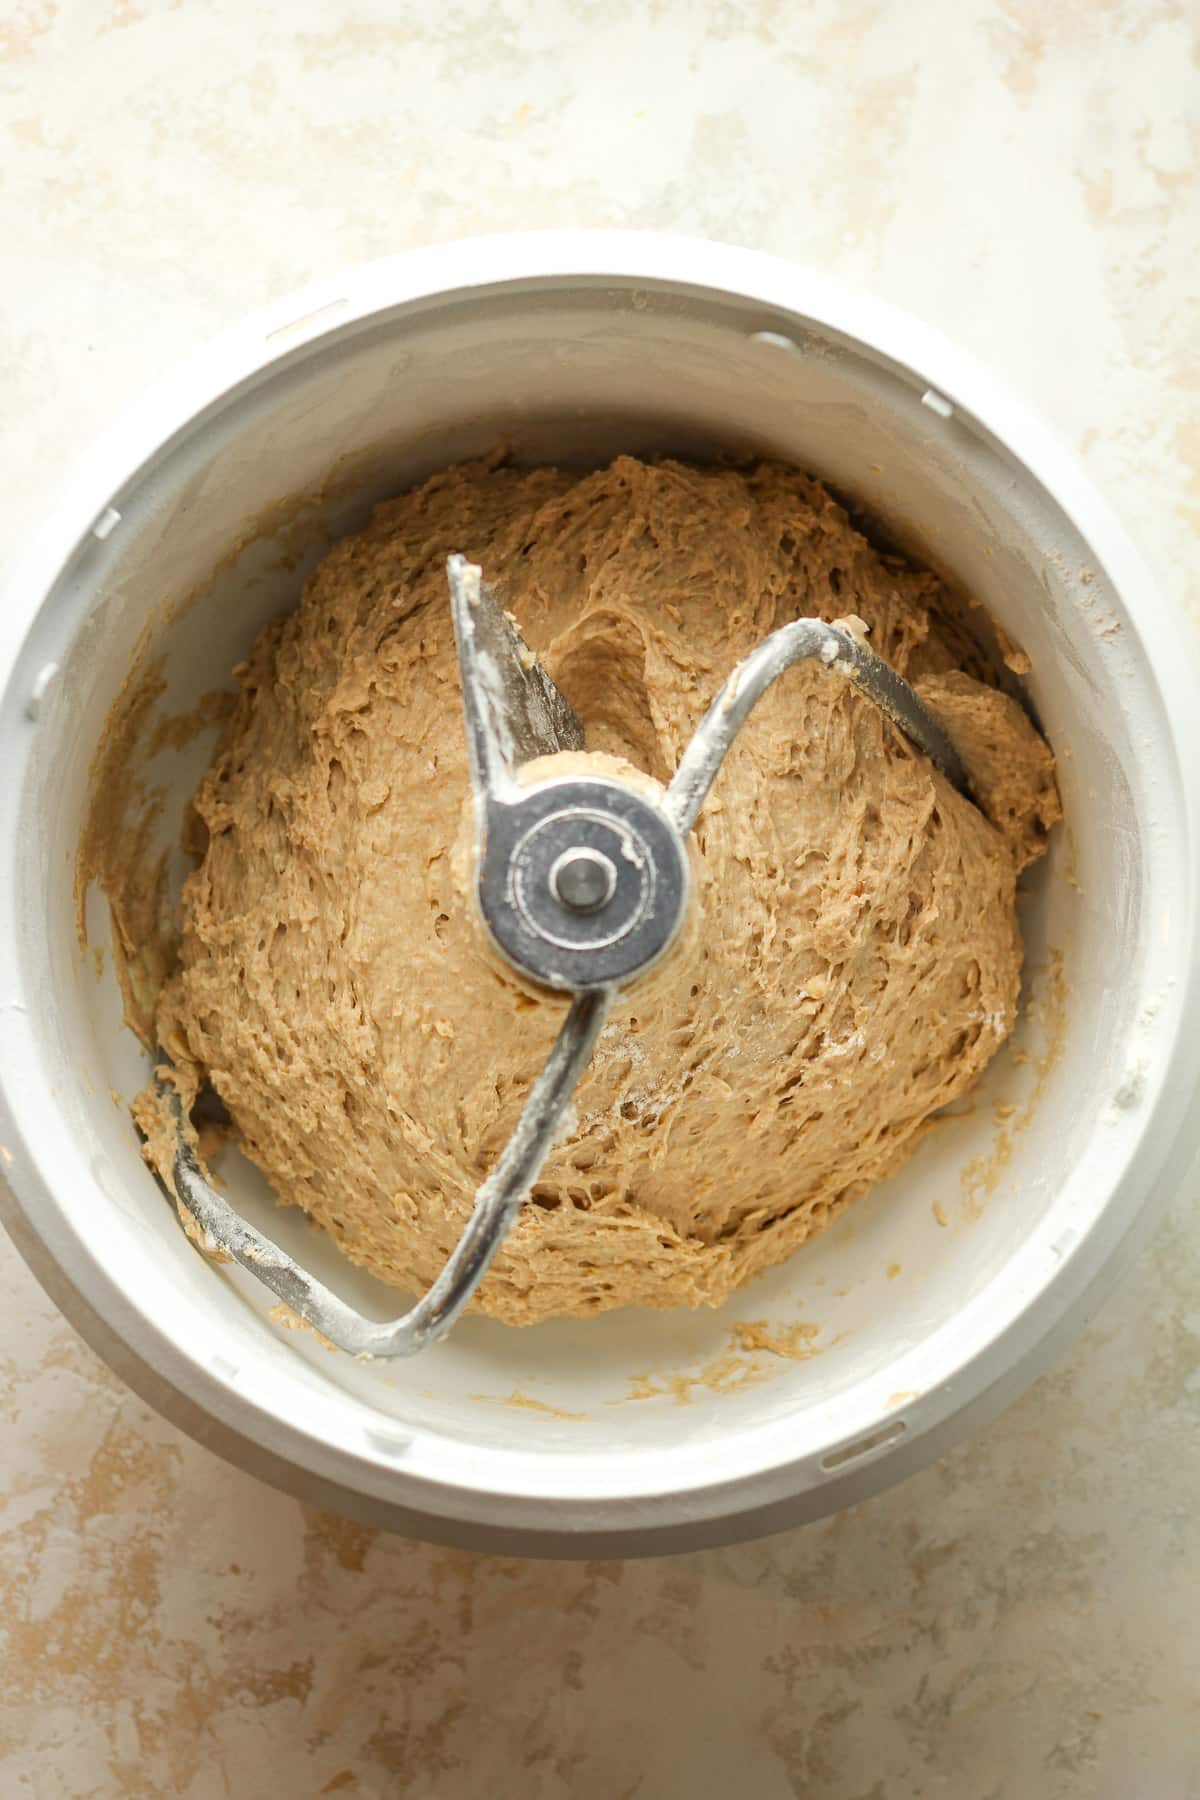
[147,454,1060,1324]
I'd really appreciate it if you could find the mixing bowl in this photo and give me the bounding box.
[1,233,1197,1556]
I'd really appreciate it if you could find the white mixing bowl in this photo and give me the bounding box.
[1,233,1197,1556]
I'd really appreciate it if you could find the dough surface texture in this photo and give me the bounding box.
[148,455,1059,1323]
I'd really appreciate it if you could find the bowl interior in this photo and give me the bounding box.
[14,269,1179,1492]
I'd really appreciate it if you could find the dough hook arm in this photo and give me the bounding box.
[665,616,968,836]
[162,989,610,1358]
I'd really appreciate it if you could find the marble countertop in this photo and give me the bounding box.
[2,2,1198,1794]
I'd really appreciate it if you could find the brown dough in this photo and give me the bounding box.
[147,455,1060,1324]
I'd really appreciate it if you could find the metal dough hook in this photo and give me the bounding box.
[159,554,968,1356]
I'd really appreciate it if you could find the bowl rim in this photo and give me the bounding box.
[2,229,1198,1555]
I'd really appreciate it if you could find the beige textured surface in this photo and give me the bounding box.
[146,455,1054,1323]
[2,1,1199,1794]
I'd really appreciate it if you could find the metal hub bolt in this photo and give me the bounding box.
[549,846,618,915]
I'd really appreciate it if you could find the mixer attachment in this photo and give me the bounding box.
[160,555,968,1356]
